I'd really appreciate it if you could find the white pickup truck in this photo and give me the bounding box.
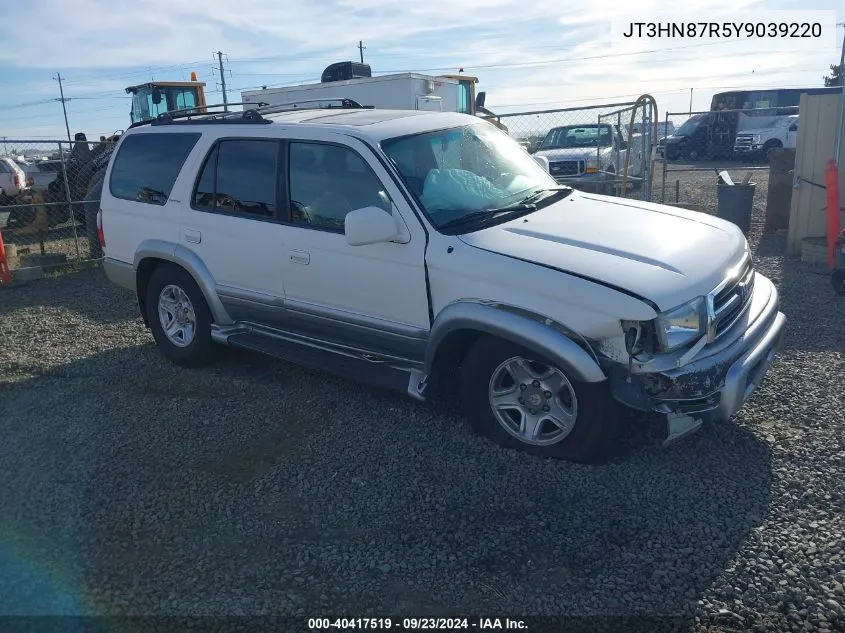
[530,123,644,194]
[733,115,799,162]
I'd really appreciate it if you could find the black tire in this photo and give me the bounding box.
[832,270,845,296]
[459,336,616,463]
[145,264,217,368]
[83,171,105,259]
[763,140,782,164]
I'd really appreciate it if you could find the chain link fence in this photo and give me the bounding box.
[483,97,659,201]
[655,107,790,211]
[1,137,118,277]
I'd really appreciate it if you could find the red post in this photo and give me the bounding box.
[827,160,841,270]
[0,229,11,286]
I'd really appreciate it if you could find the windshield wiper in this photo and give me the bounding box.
[515,186,571,205]
[437,205,536,231]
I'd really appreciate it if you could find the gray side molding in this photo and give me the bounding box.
[425,301,606,383]
[133,239,233,325]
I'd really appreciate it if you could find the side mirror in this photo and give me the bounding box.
[789,124,798,132]
[475,91,486,109]
[532,155,550,172]
[345,206,399,246]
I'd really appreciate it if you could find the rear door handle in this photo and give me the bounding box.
[184,229,201,244]
[290,250,310,265]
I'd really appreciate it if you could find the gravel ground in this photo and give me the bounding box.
[1,190,844,632]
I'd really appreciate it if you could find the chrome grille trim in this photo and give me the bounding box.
[549,160,584,177]
[706,254,755,343]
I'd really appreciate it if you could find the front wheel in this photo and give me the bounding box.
[460,337,615,462]
[145,264,217,367]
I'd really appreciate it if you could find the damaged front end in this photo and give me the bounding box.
[599,262,786,444]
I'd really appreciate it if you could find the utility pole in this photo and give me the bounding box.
[689,88,693,115]
[216,51,229,112]
[53,73,72,144]
[358,40,366,64]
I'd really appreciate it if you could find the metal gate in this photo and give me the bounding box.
[482,95,659,201]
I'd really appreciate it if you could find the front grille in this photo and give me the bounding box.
[549,160,584,176]
[711,257,755,339]
[734,135,755,149]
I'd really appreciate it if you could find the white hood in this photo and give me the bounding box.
[532,147,604,162]
[457,190,747,311]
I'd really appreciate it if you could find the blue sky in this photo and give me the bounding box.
[0,0,842,141]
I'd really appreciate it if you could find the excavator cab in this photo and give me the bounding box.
[439,74,508,134]
[126,73,207,124]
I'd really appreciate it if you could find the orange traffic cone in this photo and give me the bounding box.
[0,229,12,285]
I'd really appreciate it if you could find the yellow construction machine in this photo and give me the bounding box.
[440,73,508,133]
[125,72,208,125]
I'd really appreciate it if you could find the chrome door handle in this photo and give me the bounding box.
[290,250,310,265]
[184,229,201,244]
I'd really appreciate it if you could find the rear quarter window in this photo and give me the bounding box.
[109,132,201,205]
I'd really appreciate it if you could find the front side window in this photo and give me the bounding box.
[192,139,279,217]
[381,122,558,230]
[288,141,392,231]
[109,133,200,205]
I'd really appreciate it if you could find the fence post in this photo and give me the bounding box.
[642,105,651,202]
[661,111,669,203]
[58,140,82,261]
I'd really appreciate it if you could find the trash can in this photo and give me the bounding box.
[716,182,756,236]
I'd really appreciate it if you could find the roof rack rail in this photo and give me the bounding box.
[127,102,272,129]
[125,98,372,130]
[255,98,373,115]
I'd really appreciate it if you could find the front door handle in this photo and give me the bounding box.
[290,250,310,265]
[184,229,202,244]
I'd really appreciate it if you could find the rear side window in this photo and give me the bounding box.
[109,133,200,205]
[192,139,279,218]
[0,162,8,174]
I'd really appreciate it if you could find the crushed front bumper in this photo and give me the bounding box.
[610,273,786,424]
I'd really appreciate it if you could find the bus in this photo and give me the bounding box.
[664,86,840,161]
[710,87,841,116]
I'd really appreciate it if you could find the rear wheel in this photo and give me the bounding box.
[145,264,217,367]
[763,139,782,163]
[459,337,615,463]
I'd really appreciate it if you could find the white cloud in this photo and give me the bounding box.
[0,0,841,139]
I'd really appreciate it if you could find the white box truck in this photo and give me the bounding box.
[242,73,466,113]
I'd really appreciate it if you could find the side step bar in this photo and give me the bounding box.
[212,324,423,396]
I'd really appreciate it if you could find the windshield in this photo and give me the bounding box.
[538,125,613,150]
[675,116,705,136]
[381,122,558,230]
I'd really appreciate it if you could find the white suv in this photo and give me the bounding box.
[99,103,786,462]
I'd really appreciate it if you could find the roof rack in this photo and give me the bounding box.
[126,98,373,129]
[255,98,373,115]
[127,102,272,129]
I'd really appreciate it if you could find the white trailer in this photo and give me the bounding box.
[241,73,468,113]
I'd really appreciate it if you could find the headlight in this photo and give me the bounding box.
[657,296,705,351]
[585,156,599,174]
[752,134,762,144]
